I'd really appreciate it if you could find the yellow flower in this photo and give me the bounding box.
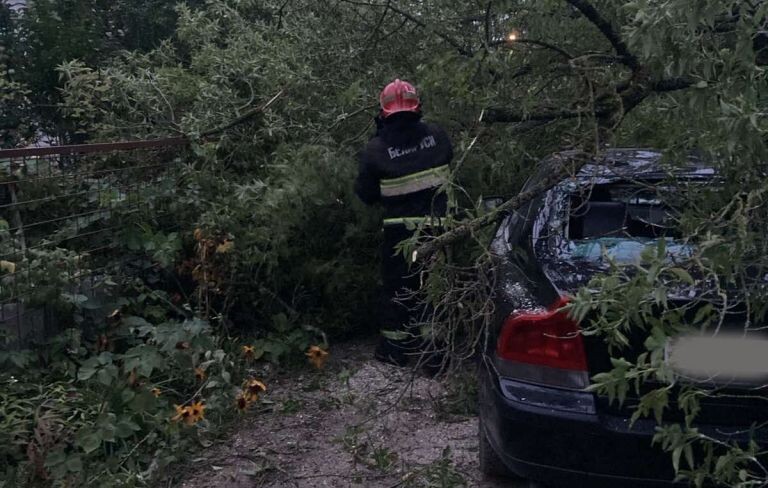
[171,404,192,424]
[306,345,329,369]
[247,378,267,391]
[242,345,255,360]
[235,392,250,412]
[244,378,267,402]
[216,240,234,254]
[151,388,162,398]
[189,401,206,424]
[194,367,206,382]
[171,402,205,426]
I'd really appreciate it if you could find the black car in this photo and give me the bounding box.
[478,149,768,487]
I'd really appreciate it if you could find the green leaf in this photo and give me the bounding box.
[683,445,694,472]
[715,455,728,474]
[121,388,136,404]
[693,304,714,325]
[44,449,67,467]
[115,419,141,438]
[130,390,157,413]
[65,455,83,473]
[76,430,102,454]
[123,345,165,377]
[97,365,117,386]
[381,330,410,341]
[667,268,694,285]
[123,316,153,329]
[672,446,682,473]
[77,358,99,381]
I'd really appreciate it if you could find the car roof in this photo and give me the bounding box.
[541,148,716,186]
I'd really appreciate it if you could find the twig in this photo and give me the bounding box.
[483,1,492,48]
[340,0,472,56]
[564,0,639,71]
[199,89,286,139]
[325,103,379,134]
[491,38,574,59]
[483,106,600,124]
[85,432,152,485]
[363,0,391,49]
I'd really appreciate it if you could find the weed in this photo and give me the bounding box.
[337,367,355,387]
[435,367,478,418]
[341,392,357,406]
[317,396,341,411]
[302,375,325,392]
[335,425,365,456]
[402,447,467,488]
[370,446,398,473]
[335,425,400,473]
[279,398,303,415]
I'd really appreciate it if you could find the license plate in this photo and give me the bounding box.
[665,333,768,385]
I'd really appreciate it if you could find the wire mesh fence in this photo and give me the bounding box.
[0,138,189,348]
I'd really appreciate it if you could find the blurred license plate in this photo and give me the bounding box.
[665,334,768,385]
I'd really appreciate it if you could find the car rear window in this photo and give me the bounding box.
[566,184,691,263]
[568,184,675,240]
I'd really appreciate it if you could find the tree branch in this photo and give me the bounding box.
[340,0,472,56]
[483,106,601,124]
[378,16,409,42]
[199,89,285,139]
[618,75,696,114]
[385,3,472,56]
[651,77,696,93]
[564,0,639,71]
[487,74,694,125]
[363,0,391,49]
[491,38,573,59]
[414,152,591,261]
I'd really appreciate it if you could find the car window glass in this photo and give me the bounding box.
[568,184,676,240]
[566,183,692,264]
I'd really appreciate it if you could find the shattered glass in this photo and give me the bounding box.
[567,238,694,265]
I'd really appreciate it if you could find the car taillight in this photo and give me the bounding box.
[496,296,588,373]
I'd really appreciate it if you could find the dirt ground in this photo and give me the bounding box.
[177,338,524,488]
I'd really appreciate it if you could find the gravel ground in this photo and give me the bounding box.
[176,338,524,488]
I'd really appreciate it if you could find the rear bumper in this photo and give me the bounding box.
[479,367,764,488]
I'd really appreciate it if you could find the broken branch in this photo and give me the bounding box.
[414,152,591,261]
[491,38,574,60]
[340,0,472,57]
[199,89,286,139]
[564,0,639,71]
[483,106,603,124]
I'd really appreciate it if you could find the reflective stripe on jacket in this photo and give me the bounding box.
[379,165,450,197]
[354,115,453,222]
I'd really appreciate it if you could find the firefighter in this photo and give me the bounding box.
[354,79,453,366]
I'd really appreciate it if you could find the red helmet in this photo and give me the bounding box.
[379,79,421,118]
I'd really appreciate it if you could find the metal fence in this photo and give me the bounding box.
[0,137,189,347]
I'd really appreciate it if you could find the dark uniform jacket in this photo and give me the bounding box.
[354,114,453,225]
